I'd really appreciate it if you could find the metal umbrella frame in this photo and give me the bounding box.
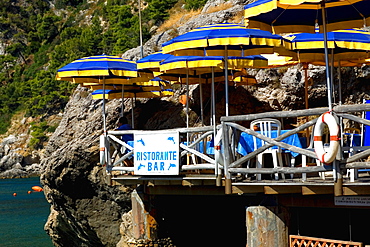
[244,0,370,111]
[285,29,370,106]
[160,55,268,129]
[56,54,137,131]
[161,22,290,116]
[56,54,138,168]
[160,54,268,171]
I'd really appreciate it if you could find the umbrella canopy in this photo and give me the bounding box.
[244,0,370,34]
[162,23,288,116]
[244,0,370,111]
[259,53,298,68]
[285,29,370,65]
[87,81,171,91]
[160,55,268,74]
[162,23,289,56]
[285,29,370,107]
[159,55,266,130]
[56,54,138,139]
[56,54,137,78]
[56,76,131,85]
[136,51,173,72]
[91,88,174,99]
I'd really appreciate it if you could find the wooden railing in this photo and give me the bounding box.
[290,235,363,247]
[221,104,370,194]
[104,103,370,194]
[105,125,221,177]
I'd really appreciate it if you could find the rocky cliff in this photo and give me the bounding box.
[35,0,370,246]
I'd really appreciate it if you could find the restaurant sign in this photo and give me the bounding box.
[134,131,179,175]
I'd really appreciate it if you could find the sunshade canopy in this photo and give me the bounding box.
[161,23,289,56]
[159,55,268,74]
[260,53,298,68]
[244,0,370,34]
[285,29,370,65]
[56,54,137,78]
[136,51,173,71]
[91,89,174,99]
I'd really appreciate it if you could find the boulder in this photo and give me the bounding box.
[2,135,17,145]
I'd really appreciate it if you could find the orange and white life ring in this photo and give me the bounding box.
[313,112,340,164]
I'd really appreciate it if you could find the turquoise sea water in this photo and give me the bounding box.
[0,177,54,247]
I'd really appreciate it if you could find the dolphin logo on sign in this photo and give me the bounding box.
[137,138,145,146]
[168,163,176,170]
[167,137,175,144]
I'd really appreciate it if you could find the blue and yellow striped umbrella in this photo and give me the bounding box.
[159,55,266,127]
[160,55,268,75]
[162,23,288,116]
[136,51,173,72]
[285,29,370,66]
[161,23,289,56]
[244,0,370,110]
[56,54,137,78]
[91,87,174,100]
[244,0,370,34]
[56,54,138,138]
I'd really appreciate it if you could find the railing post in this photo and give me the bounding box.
[334,160,343,196]
[222,121,232,194]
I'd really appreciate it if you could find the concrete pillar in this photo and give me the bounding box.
[131,190,158,240]
[246,206,289,247]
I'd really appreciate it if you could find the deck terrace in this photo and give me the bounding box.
[111,171,370,196]
[104,103,370,197]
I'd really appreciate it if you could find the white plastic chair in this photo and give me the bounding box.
[250,118,284,180]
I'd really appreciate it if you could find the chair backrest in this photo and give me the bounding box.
[250,118,281,151]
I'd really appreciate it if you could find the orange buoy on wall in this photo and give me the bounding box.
[13,193,17,196]
[32,186,43,192]
[179,95,190,106]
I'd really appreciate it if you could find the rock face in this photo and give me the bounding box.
[41,87,131,246]
[40,86,187,246]
[40,70,370,246]
[39,0,370,246]
[0,123,44,178]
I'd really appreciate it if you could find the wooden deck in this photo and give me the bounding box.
[105,104,370,198]
[111,170,370,196]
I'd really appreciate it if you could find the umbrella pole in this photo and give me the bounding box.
[321,2,333,111]
[303,63,310,148]
[121,85,125,117]
[186,68,190,165]
[212,66,221,185]
[338,61,342,105]
[338,61,344,147]
[102,77,107,134]
[330,49,335,104]
[303,63,309,109]
[131,97,135,129]
[211,67,216,135]
[186,69,190,130]
[224,46,229,116]
[199,75,204,126]
[102,77,110,169]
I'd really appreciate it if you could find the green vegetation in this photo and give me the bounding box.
[29,121,50,150]
[184,0,208,10]
[1,0,207,135]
